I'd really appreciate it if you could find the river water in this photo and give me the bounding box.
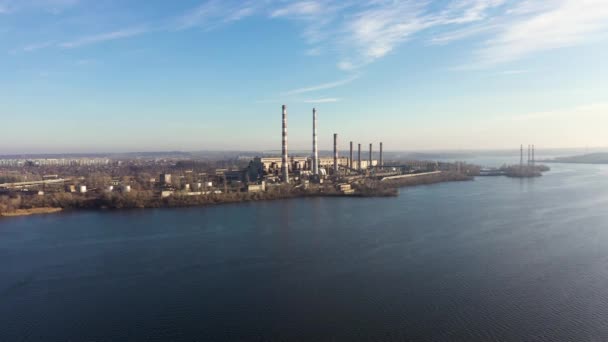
[2,163,608,341]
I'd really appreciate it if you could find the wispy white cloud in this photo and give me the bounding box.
[505,103,608,122]
[303,97,341,103]
[59,27,148,48]
[269,0,513,69]
[495,69,531,75]
[0,0,79,14]
[270,1,323,18]
[473,0,608,66]
[10,0,608,70]
[174,0,262,30]
[10,40,55,53]
[283,75,358,95]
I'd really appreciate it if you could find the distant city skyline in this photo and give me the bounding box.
[1,0,608,153]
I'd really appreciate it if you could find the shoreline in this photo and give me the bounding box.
[0,172,471,218]
[0,207,63,217]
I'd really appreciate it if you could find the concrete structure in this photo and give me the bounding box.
[351,160,378,170]
[380,142,383,167]
[255,156,346,173]
[161,190,174,198]
[369,143,373,168]
[160,173,172,185]
[320,157,347,169]
[247,182,266,193]
[281,105,289,183]
[349,141,353,169]
[333,133,338,174]
[337,183,354,194]
[358,144,362,172]
[312,108,319,175]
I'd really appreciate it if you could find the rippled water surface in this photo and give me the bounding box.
[2,163,608,341]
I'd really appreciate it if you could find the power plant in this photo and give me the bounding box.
[256,105,385,183]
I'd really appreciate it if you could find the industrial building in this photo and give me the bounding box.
[246,105,385,186]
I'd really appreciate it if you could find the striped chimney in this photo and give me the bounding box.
[349,141,353,170]
[312,108,319,175]
[333,133,338,174]
[358,143,362,172]
[369,143,373,168]
[380,142,383,167]
[281,105,289,183]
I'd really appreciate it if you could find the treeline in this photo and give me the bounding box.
[0,185,315,214]
[0,172,475,215]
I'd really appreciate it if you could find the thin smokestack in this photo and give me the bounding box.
[532,145,535,166]
[333,133,338,174]
[528,145,531,166]
[520,144,523,169]
[281,105,289,183]
[369,143,373,168]
[380,142,383,167]
[312,108,319,175]
[358,143,362,172]
[349,141,353,170]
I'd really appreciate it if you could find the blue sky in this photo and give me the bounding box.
[1,0,608,153]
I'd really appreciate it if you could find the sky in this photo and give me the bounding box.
[1,0,608,153]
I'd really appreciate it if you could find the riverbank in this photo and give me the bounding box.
[0,172,470,217]
[0,207,63,217]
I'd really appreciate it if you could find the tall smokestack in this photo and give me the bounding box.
[333,133,338,174]
[369,143,373,168]
[380,142,383,168]
[349,141,353,170]
[312,108,319,175]
[520,144,523,169]
[532,145,535,166]
[527,145,531,166]
[358,143,362,172]
[281,105,289,183]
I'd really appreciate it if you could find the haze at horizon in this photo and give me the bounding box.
[1,0,607,153]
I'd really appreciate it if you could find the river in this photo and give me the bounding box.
[2,163,608,341]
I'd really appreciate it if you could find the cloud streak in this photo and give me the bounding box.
[303,97,341,103]
[282,75,358,95]
[59,27,148,48]
[473,0,608,66]
[11,0,608,69]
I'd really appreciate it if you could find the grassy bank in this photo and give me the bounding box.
[0,207,63,217]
